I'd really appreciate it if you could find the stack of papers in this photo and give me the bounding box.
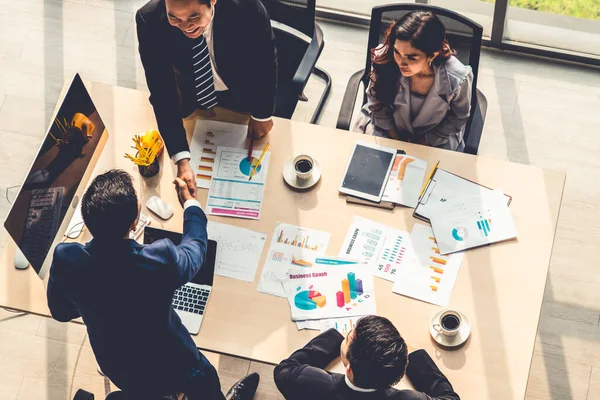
[190,121,249,189]
[206,147,269,220]
[382,154,427,208]
[428,191,517,255]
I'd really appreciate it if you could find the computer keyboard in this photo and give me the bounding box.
[20,187,65,269]
[129,212,150,240]
[173,286,209,315]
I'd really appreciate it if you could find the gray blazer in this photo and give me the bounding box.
[356,56,473,151]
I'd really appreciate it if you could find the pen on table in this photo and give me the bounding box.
[247,134,255,162]
[249,142,270,181]
[419,161,439,199]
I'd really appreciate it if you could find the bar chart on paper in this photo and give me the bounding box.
[392,224,464,306]
[276,226,322,251]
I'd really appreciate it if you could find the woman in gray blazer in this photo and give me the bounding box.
[356,11,473,151]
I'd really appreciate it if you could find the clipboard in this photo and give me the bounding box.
[413,166,512,223]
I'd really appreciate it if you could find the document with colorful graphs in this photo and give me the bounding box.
[284,265,376,321]
[382,154,427,208]
[392,224,463,307]
[429,191,517,255]
[257,223,330,298]
[190,120,248,189]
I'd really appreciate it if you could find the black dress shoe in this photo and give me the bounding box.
[225,372,260,400]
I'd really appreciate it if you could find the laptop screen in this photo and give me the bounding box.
[143,226,216,286]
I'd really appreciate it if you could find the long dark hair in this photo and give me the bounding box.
[368,11,455,106]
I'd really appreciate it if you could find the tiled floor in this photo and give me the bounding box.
[0,1,600,399]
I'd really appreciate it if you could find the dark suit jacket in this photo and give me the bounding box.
[274,329,460,400]
[136,0,278,157]
[47,206,211,395]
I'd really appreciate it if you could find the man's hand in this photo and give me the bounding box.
[176,159,198,199]
[248,118,274,139]
[173,177,194,208]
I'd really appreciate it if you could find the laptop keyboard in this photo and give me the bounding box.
[173,286,209,315]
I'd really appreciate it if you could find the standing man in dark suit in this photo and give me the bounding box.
[136,0,278,197]
[47,169,260,400]
[274,315,460,400]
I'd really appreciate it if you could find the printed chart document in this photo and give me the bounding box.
[339,217,386,262]
[429,192,517,255]
[190,120,248,189]
[295,257,367,330]
[207,221,267,282]
[319,316,363,335]
[339,218,417,282]
[257,223,330,298]
[206,147,269,220]
[382,155,427,208]
[392,224,464,307]
[374,228,417,282]
[284,265,376,321]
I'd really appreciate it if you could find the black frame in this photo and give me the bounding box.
[315,1,600,67]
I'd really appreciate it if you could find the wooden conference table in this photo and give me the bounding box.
[0,82,565,400]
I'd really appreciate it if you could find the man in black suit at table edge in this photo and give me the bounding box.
[136,0,277,197]
[274,315,461,400]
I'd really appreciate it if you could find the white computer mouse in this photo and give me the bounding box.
[146,196,174,220]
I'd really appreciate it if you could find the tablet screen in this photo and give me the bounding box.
[341,144,395,197]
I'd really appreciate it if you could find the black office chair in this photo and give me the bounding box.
[336,4,487,155]
[261,0,332,124]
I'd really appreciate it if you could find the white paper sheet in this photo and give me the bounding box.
[257,223,330,297]
[392,224,464,307]
[338,217,387,262]
[284,265,376,321]
[429,191,517,255]
[207,221,267,282]
[319,316,364,335]
[382,155,427,208]
[206,147,269,220]
[190,120,249,189]
[373,228,417,282]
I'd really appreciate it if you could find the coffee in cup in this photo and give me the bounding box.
[293,154,314,180]
[433,310,461,337]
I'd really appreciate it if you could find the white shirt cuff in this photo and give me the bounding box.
[184,199,202,210]
[172,151,191,164]
[250,115,273,122]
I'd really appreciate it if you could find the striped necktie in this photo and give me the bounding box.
[192,35,218,110]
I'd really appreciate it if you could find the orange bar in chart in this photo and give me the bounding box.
[430,285,438,292]
[197,165,212,172]
[429,237,437,243]
[398,157,414,180]
[196,174,211,181]
[430,276,441,283]
[430,266,444,274]
[203,149,216,155]
[200,157,215,163]
[431,247,440,254]
[342,279,351,303]
[430,256,447,265]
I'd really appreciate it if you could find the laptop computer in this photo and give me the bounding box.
[143,226,217,335]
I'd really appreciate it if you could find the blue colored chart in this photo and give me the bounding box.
[452,227,468,241]
[239,157,261,176]
[381,236,406,264]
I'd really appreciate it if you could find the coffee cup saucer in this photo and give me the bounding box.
[283,156,321,190]
[429,310,471,349]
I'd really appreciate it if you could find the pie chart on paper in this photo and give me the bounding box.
[294,290,327,310]
[452,227,468,242]
[239,157,261,176]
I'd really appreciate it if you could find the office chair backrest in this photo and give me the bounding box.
[260,0,316,37]
[362,5,483,107]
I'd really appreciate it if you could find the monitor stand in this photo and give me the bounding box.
[14,248,29,270]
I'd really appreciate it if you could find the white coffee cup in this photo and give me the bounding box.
[293,154,314,181]
[433,310,461,337]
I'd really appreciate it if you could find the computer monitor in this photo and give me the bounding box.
[3,73,108,279]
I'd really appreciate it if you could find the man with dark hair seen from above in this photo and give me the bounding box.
[47,169,260,400]
[274,315,460,400]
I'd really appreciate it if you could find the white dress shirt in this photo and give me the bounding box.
[183,199,202,210]
[345,375,377,392]
[172,7,272,165]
